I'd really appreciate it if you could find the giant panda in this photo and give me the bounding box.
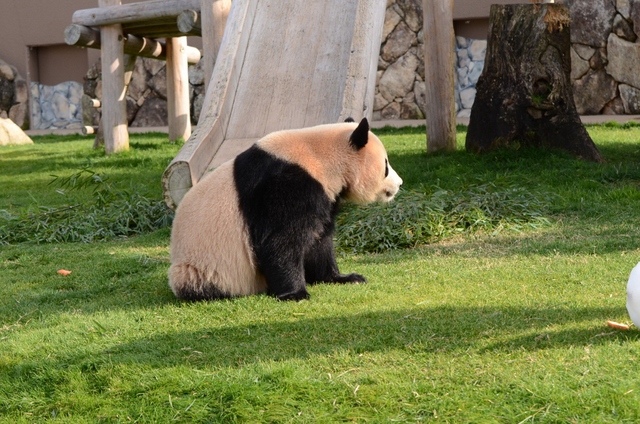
[168,117,402,301]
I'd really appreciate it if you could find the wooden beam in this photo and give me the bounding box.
[65,24,201,63]
[99,0,129,154]
[123,34,165,59]
[73,0,201,27]
[124,23,201,38]
[201,0,231,92]
[123,16,177,29]
[422,0,456,152]
[177,10,201,34]
[83,125,98,135]
[166,37,192,142]
[64,24,101,48]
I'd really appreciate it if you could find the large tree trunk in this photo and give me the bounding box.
[465,4,603,162]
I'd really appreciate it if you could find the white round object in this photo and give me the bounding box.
[626,262,640,328]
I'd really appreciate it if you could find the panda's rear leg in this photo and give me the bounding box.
[304,233,367,285]
[168,263,231,301]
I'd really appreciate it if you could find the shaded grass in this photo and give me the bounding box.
[337,183,551,253]
[0,133,177,211]
[1,126,640,422]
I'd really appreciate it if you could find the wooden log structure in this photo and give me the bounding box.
[72,0,201,27]
[123,25,201,38]
[166,37,192,142]
[82,126,98,135]
[201,0,231,93]
[177,10,201,34]
[65,24,202,63]
[465,4,603,162]
[67,0,220,153]
[99,0,129,154]
[422,0,456,153]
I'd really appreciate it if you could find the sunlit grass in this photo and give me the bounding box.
[1,126,640,422]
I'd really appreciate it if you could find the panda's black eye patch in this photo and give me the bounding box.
[384,159,389,178]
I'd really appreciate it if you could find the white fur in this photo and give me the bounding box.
[168,121,401,299]
[169,161,267,298]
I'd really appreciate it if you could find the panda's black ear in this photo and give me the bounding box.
[344,117,355,123]
[349,118,369,150]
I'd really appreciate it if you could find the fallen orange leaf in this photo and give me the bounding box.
[606,320,629,330]
[57,269,72,276]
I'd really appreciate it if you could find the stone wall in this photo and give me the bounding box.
[0,58,29,129]
[454,37,486,118]
[373,0,486,120]
[568,0,640,114]
[82,57,206,129]
[30,82,83,130]
[376,0,640,118]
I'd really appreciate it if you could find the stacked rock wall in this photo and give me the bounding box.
[82,57,206,129]
[373,0,486,120]
[30,82,83,130]
[374,0,425,121]
[454,37,486,118]
[568,0,640,114]
[376,0,640,118]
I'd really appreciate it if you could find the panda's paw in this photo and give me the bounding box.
[334,273,367,284]
[276,289,310,301]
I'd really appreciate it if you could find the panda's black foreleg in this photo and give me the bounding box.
[261,259,310,301]
[304,232,367,285]
[254,234,311,301]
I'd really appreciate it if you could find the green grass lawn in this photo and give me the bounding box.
[1,125,640,422]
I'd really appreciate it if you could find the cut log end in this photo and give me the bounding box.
[177,10,201,33]
[162,160,194,210]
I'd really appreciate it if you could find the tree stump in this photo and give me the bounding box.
[465,4,603,162]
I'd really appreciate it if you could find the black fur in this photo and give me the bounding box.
[344,117,355,123]
[349,118,370,150]
[174,283,232,301]
[234,145,365,301]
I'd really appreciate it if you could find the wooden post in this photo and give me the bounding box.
[99,0,129,154]
[94,54,136,149]
[422,0,456,153]
[166,37,192,142]
[201,0,231,92]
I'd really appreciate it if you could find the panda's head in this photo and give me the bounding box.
[257,118,402,204]
[342,118,403,204]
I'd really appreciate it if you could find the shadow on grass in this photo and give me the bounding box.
[0,151,173,179]
[58,304,635,372]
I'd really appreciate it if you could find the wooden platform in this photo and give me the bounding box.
[162,0,386,209]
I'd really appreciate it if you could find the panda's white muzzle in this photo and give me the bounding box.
[379,165,402,202]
